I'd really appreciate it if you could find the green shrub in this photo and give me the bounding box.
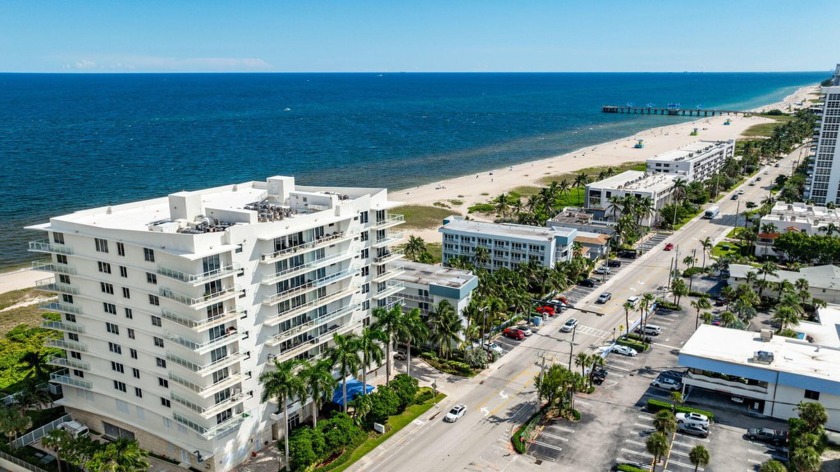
[320,412,363,452]
[289,427,326,471]
[510,408,545,454]
[617,465,649,472]
[688,291,708,298]
[467,203,495,214]
[655,299,681,310]
[413,388,434,405]
[646,399,715,421]
[616,338,648,352]
[624,333,650,343]
[683,267,705,278]
[368,387,401,423]
[571,409,581,421]
[388,374,419,410]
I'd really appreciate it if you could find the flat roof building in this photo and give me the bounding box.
[728,263,840,304]
[804,84,840,204]
[584,171,678,226]
[646,139,735,182]
[396,261,478,328]
[755,201,840,257]
[27,176,404,471]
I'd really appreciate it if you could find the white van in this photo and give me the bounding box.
[60,421,90,438]
[626,296,640,308]
[637,325,662,336]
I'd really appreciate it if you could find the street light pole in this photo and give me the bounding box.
[567,323,578,370]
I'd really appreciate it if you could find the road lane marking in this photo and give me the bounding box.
[500,391,508,399]
[481,407,489,417]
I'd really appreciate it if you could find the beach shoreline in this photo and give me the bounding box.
[0,84,820,295]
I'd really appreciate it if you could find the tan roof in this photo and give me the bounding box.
[575,234,609,245]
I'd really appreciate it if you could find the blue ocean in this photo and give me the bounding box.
[0,72,826,269]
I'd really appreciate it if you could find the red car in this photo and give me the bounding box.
[503,327,525,340]
[536,305,555,316]
[664,243,674,251]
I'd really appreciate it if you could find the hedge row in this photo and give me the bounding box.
[616,338,649,352]
[511,408,545,454]
[646,399,715,421]
[617,464,648,472]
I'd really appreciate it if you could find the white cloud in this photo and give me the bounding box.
[63,56,271,72]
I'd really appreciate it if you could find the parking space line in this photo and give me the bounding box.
[620,448,652,459]
[672,437,711,445]
[652,342,682,350]
[625,439,647,447]
[532,440,563,452]
[549,425,576,434]
[634,423,654,429]
[608,358,637,366]
[538,431,569,442]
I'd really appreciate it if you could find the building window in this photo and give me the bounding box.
[130,349,138,359]
[95,238,109,253]
[122,287,130,299]
[106,322,119,335]
[158,378,169,388]
[98,262,111,274]
[151,315,162,327]
[135,387,142,398]
[119,266,128,278]
[805,390,820,400]
[132,368,140,379]
[113,380,126,392]
[153,337,164,348]
[127,328,135,339]
[62,294,74,304]
[111,362,124,374]
[65,313,76,323]
[161,398,171,408]
[149,295,159,306]
[144,248,155,262]
[117,242,125,257]
[72,369,84,378]
[361,267,369,277]
[108,342,122,355]
[53,232,65,244]
[216,409,232,425]
[59,274,71,284]
[156,358,166,368]
[125,308,133,319]
[103,302,117,314]
[101,282,114,295]
[146,273,157,284]
[70,351,82,360]
[67,332,79,341]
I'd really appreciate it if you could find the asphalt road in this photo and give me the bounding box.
[348,148,804,472]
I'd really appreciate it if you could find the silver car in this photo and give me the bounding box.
[611,345,638,357]
[444,404,467,423]
[561,318,578,333]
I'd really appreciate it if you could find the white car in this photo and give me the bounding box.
[444,404,467,422]
[676,412,710,428]
[611,345,638,357]
[482,342,503,355]
[560,318,578,333]
[594,266,611,275]
[517,326,533,336]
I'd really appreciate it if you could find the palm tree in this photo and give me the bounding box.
[87,438,150,472]
[759,459,789,472]
[574,352,591,379]
[819,222,840,236]
[348,394,373,427]
[790,447,821,472]
[607,195,624,221]
[0,408,31,442]
[373,304,406,383]
[299,358,336,428]
[401,308,428,377]
[689,445,710,472]
[757,261,778,298]
[672,178,688,206]
[795,278,811,305]
[654,410,677,434]
[646,431,669,466]
[427,300,463,359]
[635,196,656,227]
[404,236,427,262]
[623,301,634,337]
[260,358,305,470]
[573,172,589,204]
[19,351,49,381]
[494,193,511,219]
[42,428,72,472]
[691,298,712,330]
[700,237,713,269]
[330,333,361,413]
[16,382,52,411]
[474,246,491,268]
[639,293,656,331]
[357,326,386,395]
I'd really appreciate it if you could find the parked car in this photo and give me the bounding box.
[594,266,611,275]
[394,351,407,361]
[596,292,612,304]
[611,345,637,357]
[738,189,745,195]
[756,176,762,182]
[659,370,686,381]
[560,318,578,333]
[444,404,467,422]
[516,326,533,337]
[749,181,756,186]
[617,249,638,259]
[664,243,674,251]
[678,422,709,438]
[651,376,681,391]
[503,328,525,340]
[579,278,597,287]
[775,163,781,167]
[635,325,661,336]
[607,259,622,267]
[482,342,503,355]
[714,297,727,306]
[731,194,739,200]
[747,428,788,445]
[536,305,556,316]
[592,367,608,385]
[676,412,710,428]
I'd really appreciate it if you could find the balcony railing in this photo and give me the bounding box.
[172,411,246,440]
[41,321,85,334]
[400,293,432,304]
[39,302,82,315]
[171,390,248,418]
[46,339,87,352]
[265,286,357,327]
[167,350,247,376]
[261,252,355,285]
[160,286,240,309]
[35,278,79,295]
[373,249,404,264]
[372,282,405,300]
[372,267,404,283]
[263,269,356,306]
[260,231,351,263]
[29,241,73,255]
[31,261,76,275]
[157,263,241,285]
[50,370,92,390]
[167,330,241,354]
[373,214,405,229]
[373,232,404,247]
[169,372,243,398]
[48,357,90,371]
[160,307,243,331]
[684,371,768,395]
[267,303,360,347]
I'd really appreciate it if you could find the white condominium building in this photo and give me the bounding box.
[645,139,735,182]
[755,202,840,256]
[584,171,678,226]
[805,85,840,204]
[396,261,478,327]
[440,217,576,271]
[27,176,404,472]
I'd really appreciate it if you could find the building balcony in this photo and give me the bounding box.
[160,286,240,310]
[157,263,241,286]
[260,231,353,264]
[372,266,404,284]
[270,323,354,362]
[373,233,404,248]
[50,369,92,390]
[266,303,360,347]
[169,371,244,399]
[261,252,355,285]
[46,339,87,352]
[264,285,358,327]
[31,261,76,275]
[166,330,242,355]
[41,321,85,334]
[172,410,246,440]
[40,302,82,315]
[28,241,73,255]
[35,278,79,295]
[372,282,405,300]
[48,357,90,371]
[400,293,432,304]
[160,307,243,332]
[171,390,248,419]
[263,268,357,306]
[167,350,248,377]
[373,249,404,264]
[372,214,405,229]
[684,371,768,397]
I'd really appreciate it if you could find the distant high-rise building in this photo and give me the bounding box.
[804,83,840,204]
[28,176,404,472]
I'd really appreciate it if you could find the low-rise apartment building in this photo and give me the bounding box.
[584,171,678,226]
[646,140,735,182]
[755,202,840,257]
[728,263,840,304]
[396,261,478,326]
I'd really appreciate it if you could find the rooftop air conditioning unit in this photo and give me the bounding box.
[760,329,774,342]
[753,350,775,364]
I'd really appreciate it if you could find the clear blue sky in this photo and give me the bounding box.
[1,0,836,73]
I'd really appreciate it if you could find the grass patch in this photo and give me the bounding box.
[394,205,456,229]
[538,161,645,186]
[329,392,446,472]
[509,186,541,197]
[425,243,442,263]
[432,201,451,209]
[712,241,743,259]
[447,199,463,206]
[468,203,495,214]
[742,115,796,138]
[480,192,489,196]
[672,208,705,231]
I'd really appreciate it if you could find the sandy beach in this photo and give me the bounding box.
[0,85,820,296]
[393,85,821,242]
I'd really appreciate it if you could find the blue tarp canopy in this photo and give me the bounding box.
[332,378,374,406]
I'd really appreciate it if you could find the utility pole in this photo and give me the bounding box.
[567,323,578,370]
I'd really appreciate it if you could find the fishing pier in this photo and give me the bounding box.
[602,105,750,117]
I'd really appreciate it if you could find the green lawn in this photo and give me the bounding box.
[508,186,541,198]
[741,115,795,137]
[537,161,646,186]
[712,241,743,258]
[331,392,447,472]
[394,205,458,229]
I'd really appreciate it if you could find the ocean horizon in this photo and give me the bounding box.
[0,71,827,269]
